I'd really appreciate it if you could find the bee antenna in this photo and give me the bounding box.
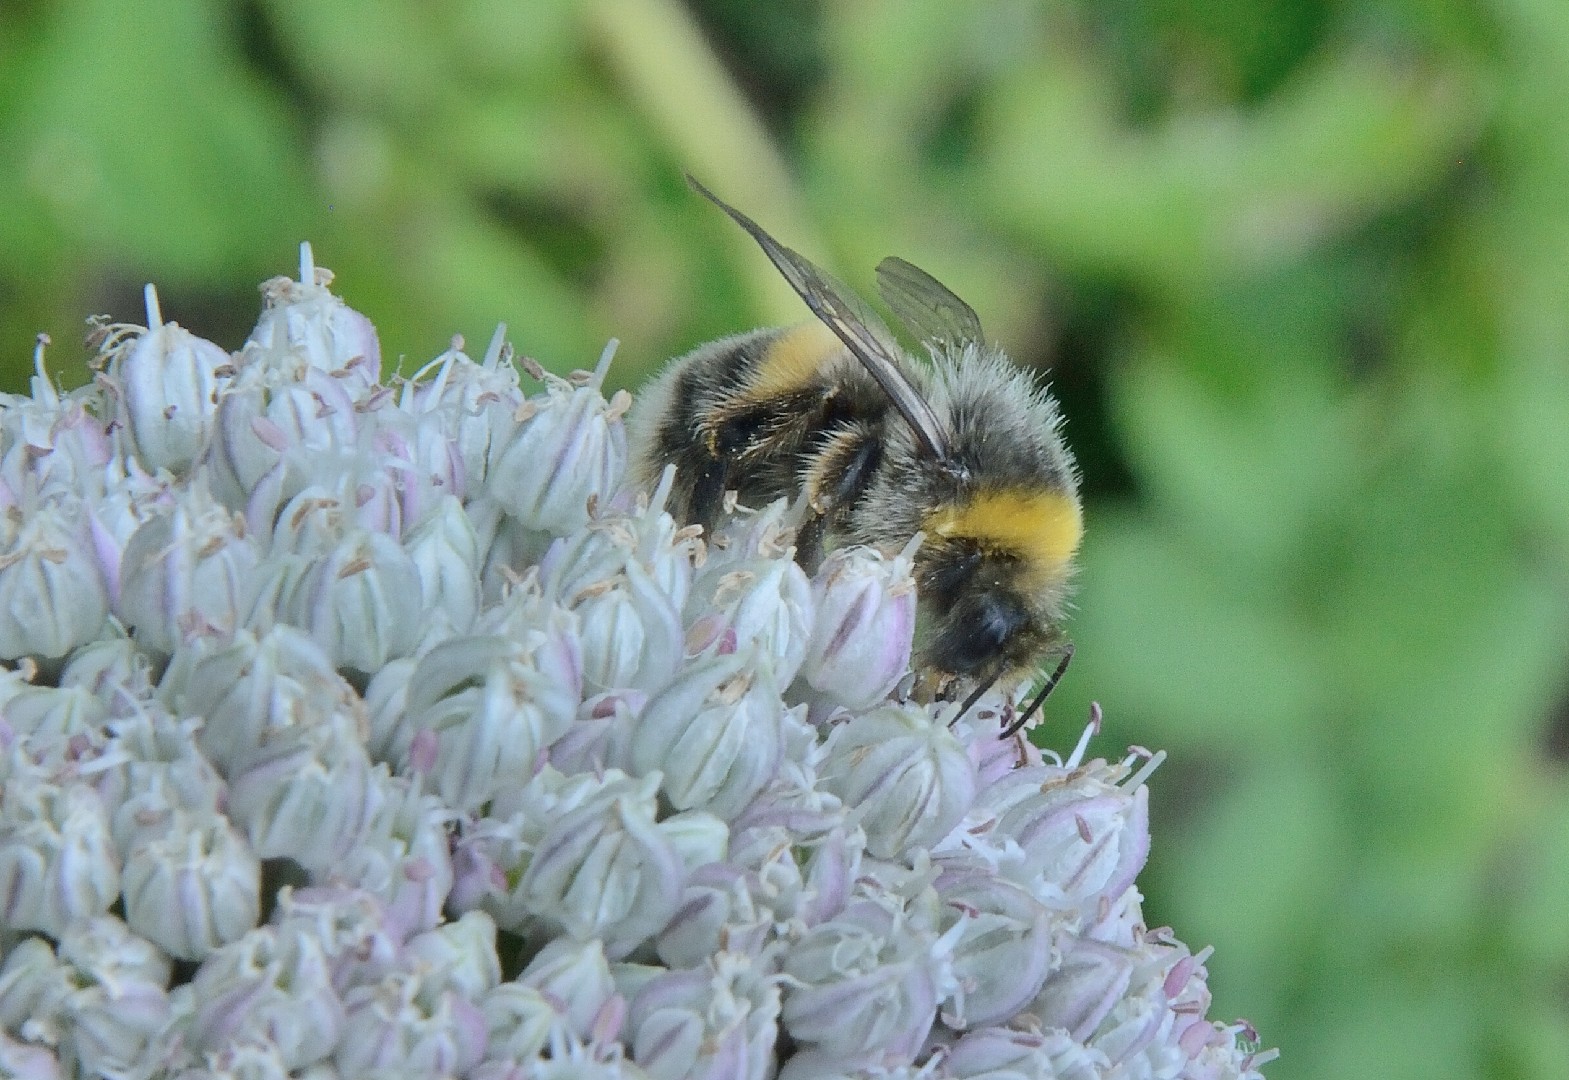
[952,671,1001,725]
[1000,644,1075,740]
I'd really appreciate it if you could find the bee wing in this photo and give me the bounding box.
[875,256,985,352]
[689,176,953,461]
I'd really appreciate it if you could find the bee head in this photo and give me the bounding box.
[914,487,1081,677]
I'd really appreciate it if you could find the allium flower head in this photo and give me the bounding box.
[0,248,1271,1079]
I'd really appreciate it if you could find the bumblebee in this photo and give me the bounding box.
[629,179,1082,734]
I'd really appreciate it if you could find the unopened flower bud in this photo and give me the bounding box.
[656,863,769,970]
[0,679,106,743]
[779,889,955,1060]
[120,806,261,961]
[245,244,382,394]
[626,649,784,820]
[0,497,110,661]
[335,966,487,1077]
[974,751,1156,915]
[518,938,617,1041]
[166,625,361,774]
[226,714,384,874]
[819,702,977,860]
[478,982,560,1064]
[402,494,482,644]
[189,924,345,1071]
[486,344,628,535]
[105,285,232,474]
[0,1032,62,1079]
[932,858,1056,1029]
[272,516,423,674]
[1028,936,1136,1041]
[404,910,502,1001]
[271,885,404,993]
[0,936,70,1039]
[203,363,359,511]
[517,770,684,959]
[560,559,684,694]
[394,632,578,811]
[684,552,812,687]
[59,632,155,716]
[116,477,258,653]
[332,775,453,938]
[944,1025,1111,1080]
[0,776,119,936]
[627,953,780,1080]
[54,916,174,1080]
[401,327,524,494]
[798,538,918,710]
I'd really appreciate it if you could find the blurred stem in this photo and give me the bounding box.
[583,0,823,324]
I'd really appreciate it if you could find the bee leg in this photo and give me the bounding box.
[798,426,882,567]
[687,449,731,528]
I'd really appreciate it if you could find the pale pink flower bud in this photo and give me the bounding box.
[204,364,359,511]
[539,465,701,615]
[1028,936,1137,1043]
[1,340,111,498]
[403,910,502,1002]
[684,554,812,688]
[59,632,155,716]
[244,244,381,394]
[165,625,361,774]
[0,497,110,660]
[402,494,482,644]
[395,633,578,812]
[626,953,781,1080]
[0,936,70,1040]
[116,477,258,653]
[655,863,769,970]
[478,982,559,1064]
[486,345,628,535]
[517,770,684,959]
[401,327,525,494]
[932,858,1056,1029]
[226,714,384,874]
[974,751,1156,916]
[272,885,404,993]
[96,709,223,828]
[54,916,174,1080]
[120,807,261,961]
[330,774,453,938]
[819,702,977,861]
[273,520,423,675]
[189,924,345,1071]
[0,776,119,936]
[518,938,617,1041]
[0,679,105,742]
[335,967,487,1076]
[779,889,954,1060]
[363,655,416,761]
[0,1032,61,1079]
[562,559,685,694]
[798,538,918,711]
[105,285,232,474]
[944,1025,1111,1080]
[625,649,784,820]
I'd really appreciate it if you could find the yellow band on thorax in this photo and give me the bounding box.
[924,489,1082,583]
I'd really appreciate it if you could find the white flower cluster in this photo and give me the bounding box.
[0,247,1274,1080]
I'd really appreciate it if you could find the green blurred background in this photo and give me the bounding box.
[3,0,1568,1076]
